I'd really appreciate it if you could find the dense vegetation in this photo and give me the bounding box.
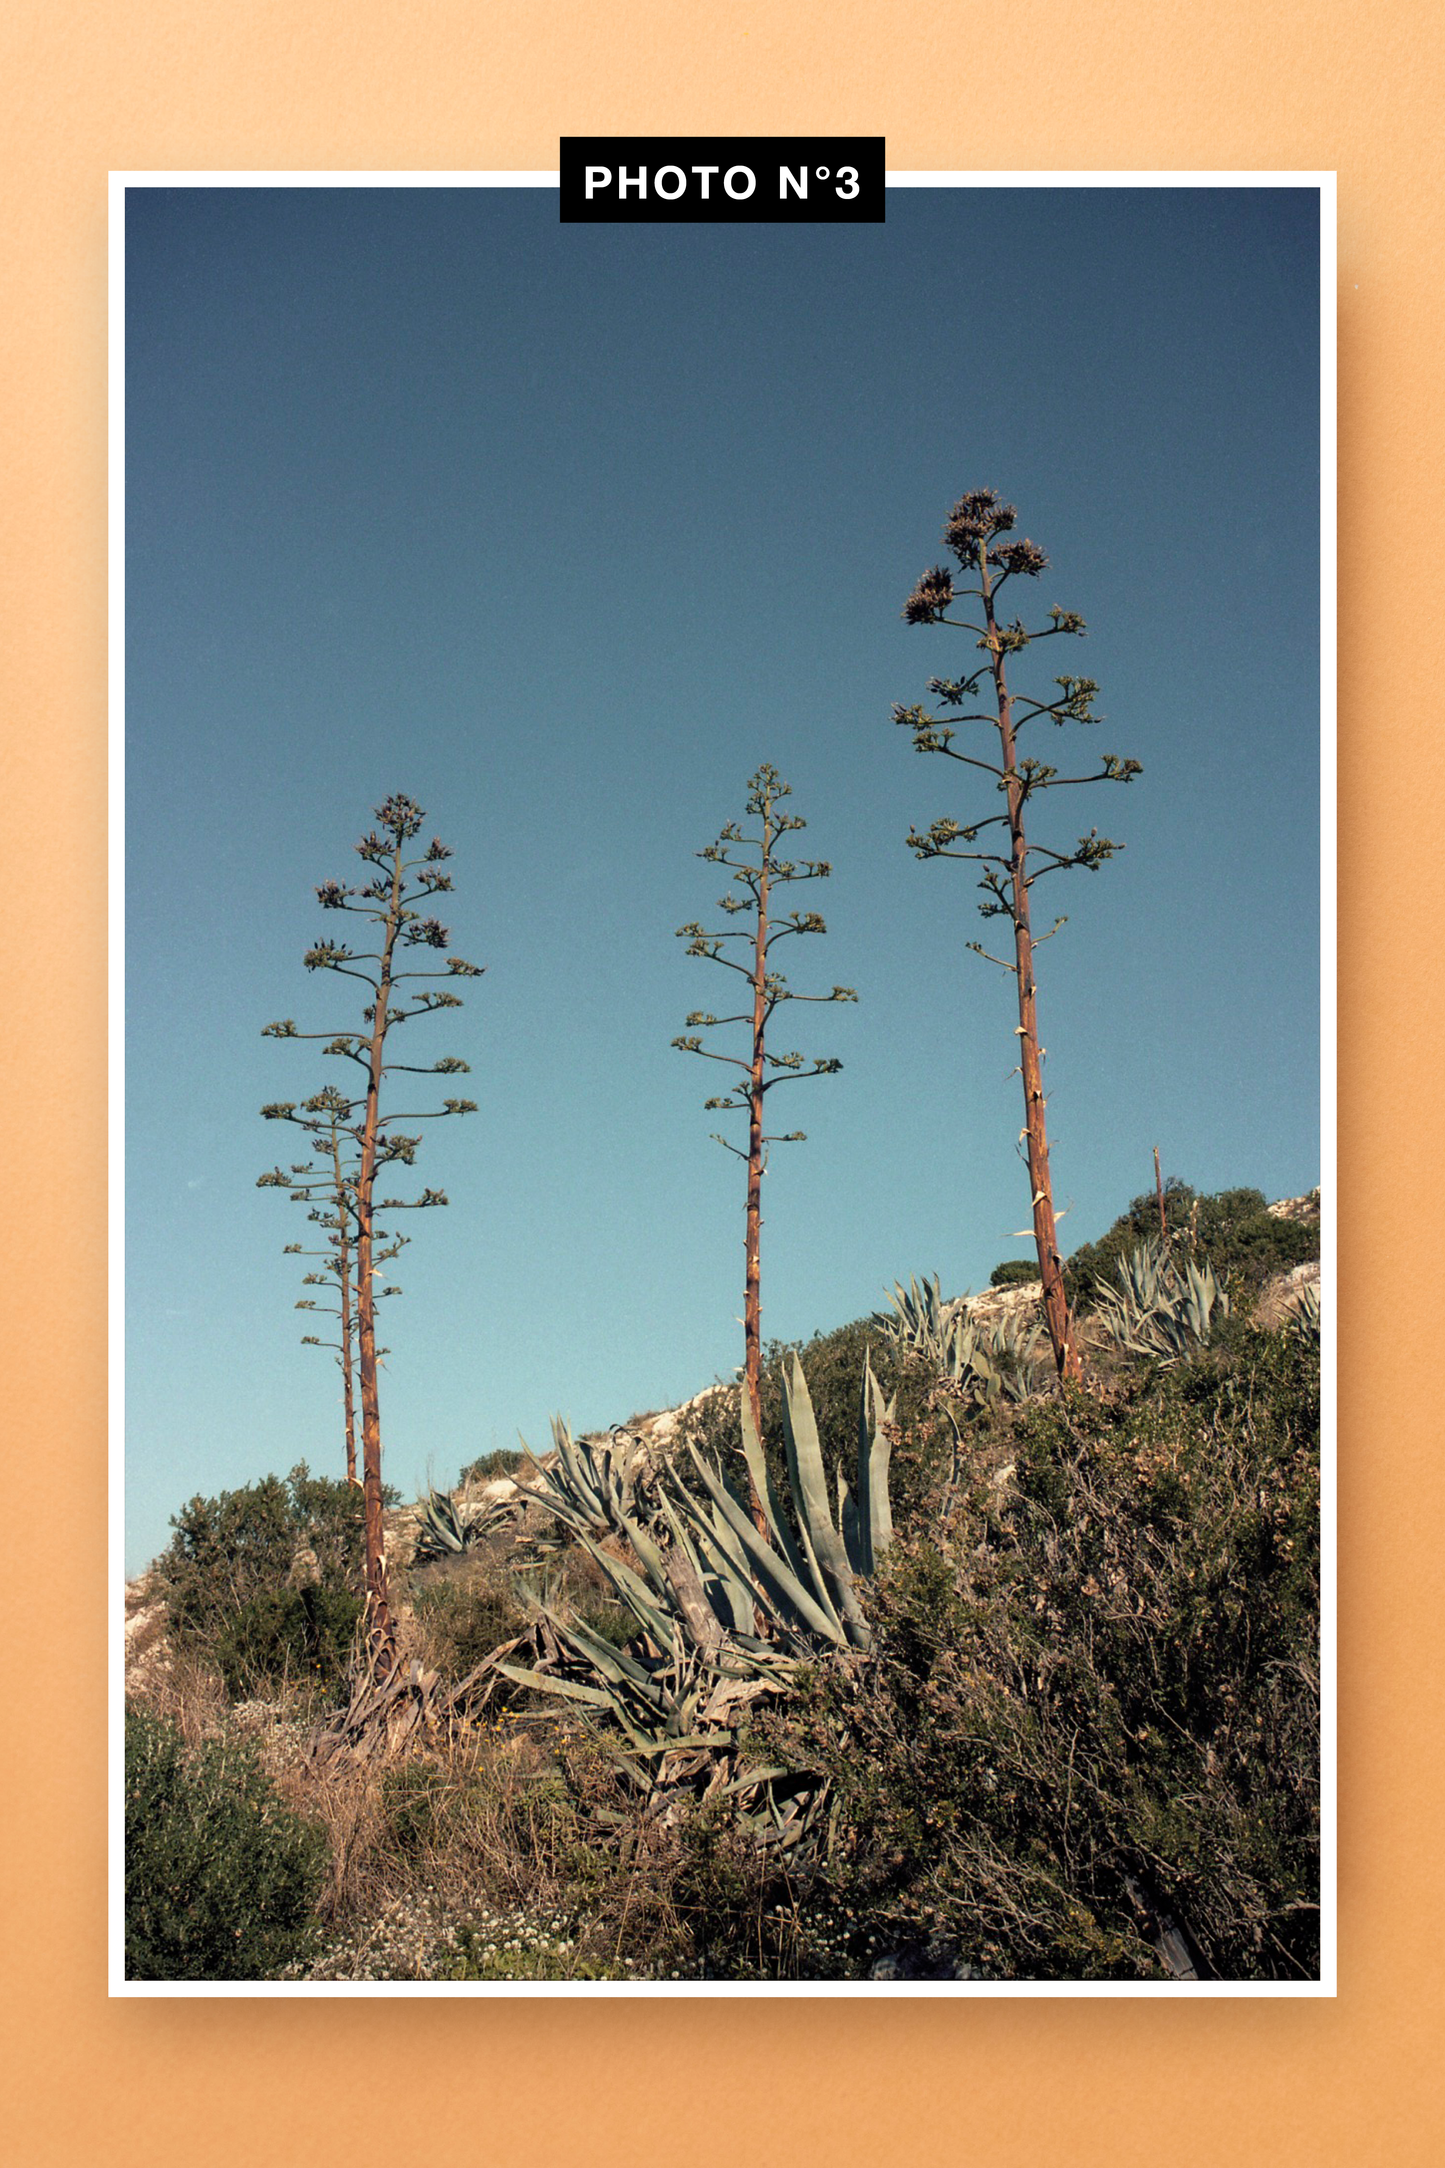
[1062,1182,1319,1307]
[125,1706,327,1980]
[157,1464,383,1697]
[777,1325,1320,1979]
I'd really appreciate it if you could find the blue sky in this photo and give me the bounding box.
[124,183,1322,1573]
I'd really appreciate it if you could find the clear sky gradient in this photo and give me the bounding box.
[124,183,1322,1573]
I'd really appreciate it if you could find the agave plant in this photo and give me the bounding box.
[513,1417,642,1543]
[1284,1275,1322,1337]
[495,1351,898,1841]
[1089,1239,1230,1364]
[878,1272,965,1368]
[688,1343,897,1651]
[411,1485,518,1565]
[880,1274,1041,1405]
[944,1311,1043,1406]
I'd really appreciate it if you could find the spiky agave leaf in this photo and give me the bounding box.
[688,1490,760,1636]
[566,1527,682,1657]
[851,1344,896,1573]
[422,1489,468,1554]
[877,1272,963,1367]
[952,1312,1043,1403]
[654,1481,746,1647]
[778,1351,872,1650]
[523,1419,642,1542]
[879,1275,1042,1404]
[738,1382,815,1594]
[1287,1277,1322,1336]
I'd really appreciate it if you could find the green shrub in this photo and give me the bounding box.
[775,1327,1321,1980]
[630,1800,809,1980]
[457,1446,525,1486]
[157,1463,391,1696]
[125,1704,327,1979]
[409,1550,534,1675]
[1064,1183,1318,1310]
[212,1582,363,1699]
[988,1259,1040,1289]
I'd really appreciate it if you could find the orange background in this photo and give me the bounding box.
[4,3,1440,2162]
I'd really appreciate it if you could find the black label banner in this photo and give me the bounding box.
[560,137,886,223]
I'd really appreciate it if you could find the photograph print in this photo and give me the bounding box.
[119,177,1326,1990]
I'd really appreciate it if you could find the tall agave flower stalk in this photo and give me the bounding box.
[896,488,1141,1381]
[673,764,856,1521]
[260,793,481,1675]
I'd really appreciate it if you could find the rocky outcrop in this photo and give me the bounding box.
[961,1278,1043,1328]
[611,1384,729,1456]
[956,1189,1322,1331]
[124,1571,173,1699]
[1268,1189,1322,1224]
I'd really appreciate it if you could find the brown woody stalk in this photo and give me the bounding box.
[674,765,856,1521]
[977,541,1077,1376]
[898,488,1141,1381]
[260,793,481,1674]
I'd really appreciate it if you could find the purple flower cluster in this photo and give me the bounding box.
[944,488,1017,561]
[374,793,426,840]
[990,538,1050,578]
[903,565,956,624]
